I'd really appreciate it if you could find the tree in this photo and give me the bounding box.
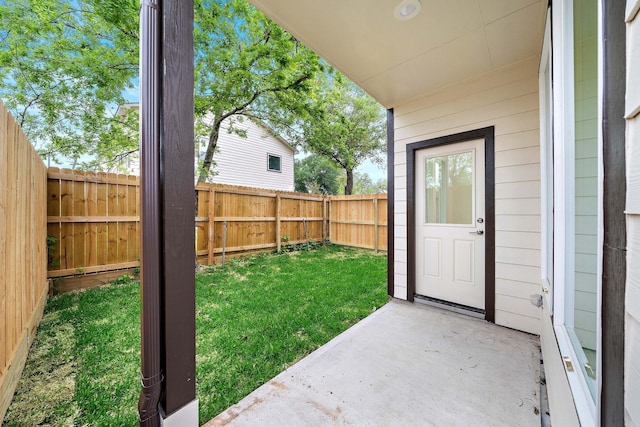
[0,0,139,168]
[0,0,324,178]
[301,77,386,195]
[352,172,387,195]
[294,155,341,195]
[192,0,324,182]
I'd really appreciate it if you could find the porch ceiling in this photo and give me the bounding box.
[248,0,548,108]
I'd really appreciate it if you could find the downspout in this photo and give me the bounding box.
[138,0,163,425]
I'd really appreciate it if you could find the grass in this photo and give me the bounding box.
[4,245,388,426]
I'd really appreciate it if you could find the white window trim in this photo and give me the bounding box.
[539,8,553,312]
[548,0,602,424]
[267,153,282,173]
[595,0,604,418]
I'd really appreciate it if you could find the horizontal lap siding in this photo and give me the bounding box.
[393,57,541,334]
[212,119,295,192]
[625,2,640,424]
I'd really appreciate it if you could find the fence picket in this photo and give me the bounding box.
[0,100,48,424]
[0,105,7,371]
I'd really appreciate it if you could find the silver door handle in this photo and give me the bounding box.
[469,230,484,235]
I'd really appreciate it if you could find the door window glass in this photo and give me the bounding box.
[424,151,473,224]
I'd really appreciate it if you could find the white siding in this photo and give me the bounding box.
[393,57,541,334]
[209,119,295,191]
[118,114,295,192]
[626,2,640,424]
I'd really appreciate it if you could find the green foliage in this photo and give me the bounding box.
[4,246,388,425]
[111,274,134,285]
[277,238,327,253]
[300,77,386,195]
[0,0,323,176]
[352,171,387,195]
[46,235,58,267]
[193,0,324,182]
[294,155,341,195]
[0,0,139,168]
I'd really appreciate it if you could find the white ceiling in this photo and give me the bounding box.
[248,0,548,108]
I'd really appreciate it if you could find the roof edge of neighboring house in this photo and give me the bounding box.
[246,114,298,155]
[116,103,140,117]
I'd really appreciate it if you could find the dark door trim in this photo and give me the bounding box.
[600,0,626,423]
[406,126,495,322]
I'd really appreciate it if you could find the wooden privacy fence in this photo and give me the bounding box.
[329,194,388,251]
[46,168,140,279]
[46,170,388,286]
[195,184,327,264]
[0,100,48,424]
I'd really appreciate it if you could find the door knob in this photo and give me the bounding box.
[469,230,484,235]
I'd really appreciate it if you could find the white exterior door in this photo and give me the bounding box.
[415,139,485,309]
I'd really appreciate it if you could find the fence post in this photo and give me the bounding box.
[328,199,332,243]
[207,188,215,265]
[222,220,227,266]
[303,218,309,250]
[374,197,379,253]
[322,198,327,243]
[276,194,281,252]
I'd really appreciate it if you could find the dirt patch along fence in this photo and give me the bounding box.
[46,170,388,290]
[0,100,48,424]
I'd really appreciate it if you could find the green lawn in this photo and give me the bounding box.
[4,245,388,426]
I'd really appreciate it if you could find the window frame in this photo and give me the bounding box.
[267,153,282,173]
[545,0,603,424]
[539,8,554,313]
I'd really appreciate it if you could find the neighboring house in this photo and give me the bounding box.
[248,0,636,426]
[116,105,295,191]
[197,116,296,191]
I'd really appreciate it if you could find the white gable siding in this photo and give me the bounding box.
[119,115,294,192]
[625,1,640,425]
[209,119,295,191]
[393,57,541,334]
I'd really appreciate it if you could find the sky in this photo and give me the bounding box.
[356,158,386,182]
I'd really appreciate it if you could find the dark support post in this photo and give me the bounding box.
[386,109,394,297]
[139,0,196,424]
[161,0,196,417]
[601,0,626,424]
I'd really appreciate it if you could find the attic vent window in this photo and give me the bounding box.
[394,0,421,21]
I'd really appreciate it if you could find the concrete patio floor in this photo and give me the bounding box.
[204,300,541,427]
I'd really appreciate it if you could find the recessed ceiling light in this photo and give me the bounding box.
[394,0,422,21]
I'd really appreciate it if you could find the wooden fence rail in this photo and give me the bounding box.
[0,100,48,424]
[329,194,388,252]
[46,170,388,290]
